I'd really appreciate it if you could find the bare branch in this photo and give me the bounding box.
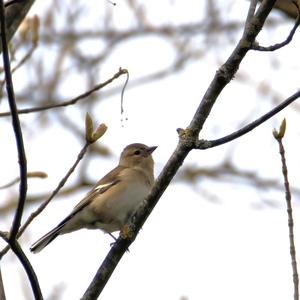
[0,180,92,215]
[0,172,47,189]
[0,141,90,257]
[0,232,43,300]
[0,0,27,241]
[0,2,41,298]
[0,68,129,117]
[252,1,300,51]
[120,70,129,114]
[273,120,299,300]
[193,89,300,149]
[0,115,106,257]
[178,161,300,198]
[244,0,258,32]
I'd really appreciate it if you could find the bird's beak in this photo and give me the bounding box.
[147,146,157,154]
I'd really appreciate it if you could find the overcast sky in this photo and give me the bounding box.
[1,1,300,299]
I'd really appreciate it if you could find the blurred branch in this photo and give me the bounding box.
[80,1,278,299]
[0,171,47,189]
[25,146,91,227]
[12,56,194,116]
[39,22,240,44]
[273,120,299,300]
[0,68,128,117]
[0,179,93,215]
[10,15,40,73]
[178,161,300,196]
[0,117,107,257]
[0,41,38,92]
[5,157,300,216]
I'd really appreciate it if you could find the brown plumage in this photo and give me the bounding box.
[30,143,157,253]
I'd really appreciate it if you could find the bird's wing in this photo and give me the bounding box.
[72,180,119,212]
[30,166,125,252]
[57,165,125,226]
[30,181,119,253]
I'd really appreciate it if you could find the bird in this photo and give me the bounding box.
[30,143,157,253]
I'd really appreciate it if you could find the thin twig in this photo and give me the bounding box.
[0,171,47,189]
[11,44,37,73]
[251,1,300,51]
[193,89,300,149]
[0,68,128,117]
[273,122,299,300]
[0,180,92,214]
[120,69,129,114]
[0,142,91,258]
[0,232,43,300]
[0,0,27,241]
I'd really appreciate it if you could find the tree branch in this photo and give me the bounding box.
[0,0,27,241]
[0,68,128,117]
[0,141,90,258]
[251,1,300,51]
[81,0,278,298]
[193,89,300,149]
[273,121,299,300]
[0,232,43,300]
[0,171,47,189]
[0,1,40,298]
[244,0,258,32]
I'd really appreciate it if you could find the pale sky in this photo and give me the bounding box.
[1,1,300,299]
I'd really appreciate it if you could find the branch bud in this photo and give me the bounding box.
[92,123,107,141]
[85,112,94,142]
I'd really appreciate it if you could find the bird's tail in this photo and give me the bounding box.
[30,224,64,253]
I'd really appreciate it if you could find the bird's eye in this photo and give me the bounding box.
[133,149,141,155]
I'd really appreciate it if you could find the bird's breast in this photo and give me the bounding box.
[90,178,150,228]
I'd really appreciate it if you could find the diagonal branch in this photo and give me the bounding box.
[193,89,300,149]
[0,141,90,258]
[80,0,278,298]
[244,0,258,32]
[0,68,128,117]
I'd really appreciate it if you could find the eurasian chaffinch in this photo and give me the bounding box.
[30,143,157,253]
